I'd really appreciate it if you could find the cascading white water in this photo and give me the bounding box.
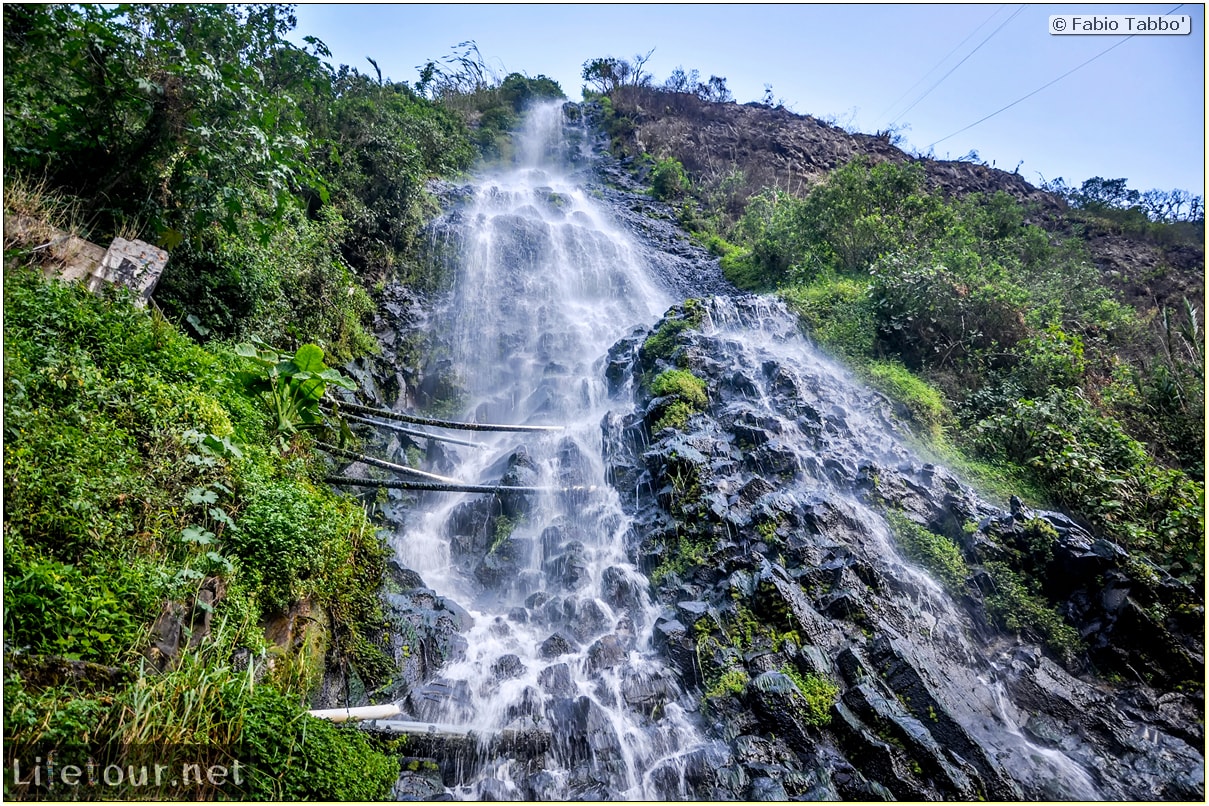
[392,102,712,799]
[695,295,1109,800]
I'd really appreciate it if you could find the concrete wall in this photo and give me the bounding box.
[5,215,168,307]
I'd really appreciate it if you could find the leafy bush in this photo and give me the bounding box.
[156,205,379,360]
[970,390,1204,579]
[237,687,397,800]
[734,158,941,286]
[3,4,323,245]
[650,156,690,201]
[870,252,1029,373]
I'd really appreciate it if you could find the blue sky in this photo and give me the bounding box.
[292,3,1205,196]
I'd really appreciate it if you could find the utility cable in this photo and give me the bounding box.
[316,441,462,484]
[325,476,597,495]
[888,4,1026,126]
[321,399,564,432]
[340,410,489,449]
[876,4,1007,128]
[927,4,1184,149]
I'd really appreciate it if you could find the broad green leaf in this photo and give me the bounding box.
[209,507,237,531]
[182,525,215,545]
[185,487,219,506]
[293,344,326,373]
[319,368,358,390]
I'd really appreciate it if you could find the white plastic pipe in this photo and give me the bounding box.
[307,703,402,723]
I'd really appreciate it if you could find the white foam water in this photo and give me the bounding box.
[391,101,708,800]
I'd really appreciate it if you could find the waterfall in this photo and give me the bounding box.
[390,101,713,800]
[381,102,1202,802]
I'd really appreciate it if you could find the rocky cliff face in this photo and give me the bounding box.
[600,296,1204,800]
[608,87,1055,209]
[606,87,1204,313]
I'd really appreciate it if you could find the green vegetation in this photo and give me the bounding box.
[3,268,396,798]
[642,298,705,364]
[648,456,718,585]
[609,121,1204,582]
[1042,175,1204,246]
[864,360,949,440]
[983,562,1083,665]
[649,368,709,431]
[3,5,563,353]
[704,668,750,700]
[885,512,968,590]
[650,156,690,201]
[884,511,1083,662]
[780,665,839,727]
[235,342,358,447]
[970,389,1203,572]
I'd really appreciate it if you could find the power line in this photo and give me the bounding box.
[889,4,1026,127]
[927,4,1185,150]
[875,4,1007,128]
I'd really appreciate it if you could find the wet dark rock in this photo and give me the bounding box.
[497,446,540,518]
[474,537,532,590]
[645,740,734,798]
[604,295,1203,802]
[544,695,627,771]
[393,758,446,801]
[490,654,526,681]
[542,540,590,591]
[600,565,645,614]
[567,597,610,643]
[653,616,701,687]
[748,671,818,755]
[586,633,628,672]
[387,558,426,591]
[555,437,592,488]
[539,631,575,659]
[538,662,576,697]
[407,679,474,723]
[747,775,788,801]
[618,665,678,710]
[364,588,472,706]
